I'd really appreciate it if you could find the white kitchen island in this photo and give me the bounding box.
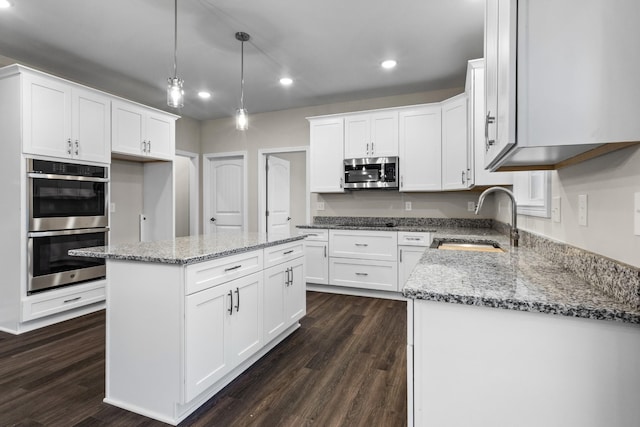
[71,232,306,425]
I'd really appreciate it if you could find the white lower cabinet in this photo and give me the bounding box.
[299,229,329,285]
[263,257,305,342]
[398,247,426,290]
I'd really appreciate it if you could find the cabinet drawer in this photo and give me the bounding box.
[329,229,398,261]
[297,228,328,242]
[329,258,398,292]
[186,250,263,295]
[264,240,305,268]
[22,282,105,321]
[398,231,432,247]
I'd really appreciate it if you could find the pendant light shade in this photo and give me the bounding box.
[167,0,184,108]
[235,31,250,130]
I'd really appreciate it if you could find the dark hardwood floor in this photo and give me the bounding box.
[0,292,407,426]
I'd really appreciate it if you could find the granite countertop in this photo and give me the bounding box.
[404,228,640,324]
[69,232,305,265]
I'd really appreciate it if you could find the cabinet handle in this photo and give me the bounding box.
[355,272,368,276]
[354,243,368,247]
[406,237,421,241]
[371,142,374,154]
[67,138,73,155]
[466,168,471,183]
[234,287,240,312]
[485,112,496,152]
[224,265,242,272]
[400,175,403,188]
[340,177,344,189]
[147,140,151,153]
[400,249,403,263]
[283,249,294,255]
[63,296,81,304]
[141,141,146,153]
[74,140,79,156]
[324,245,327,258]
[461,170,465,184]
[228,290,233,315]
[366,142,369,155]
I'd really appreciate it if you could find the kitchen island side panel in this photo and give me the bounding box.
[105,260,184,423]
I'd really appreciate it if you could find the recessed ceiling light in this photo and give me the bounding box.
[279,77,293,86]
[381,60,397,69]
[197,91,211,99]
[0,0,13,8]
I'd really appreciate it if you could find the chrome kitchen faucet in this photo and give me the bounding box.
[475,186,519,247]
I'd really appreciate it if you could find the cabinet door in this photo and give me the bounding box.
[72,87,111,163]
[112,100,145,157]
[398,246,426,290]
[441,94,470,190]
[344,114,371,158]
[329,258,398,292]
[329,229,398,262]
[309,117,345,193]
[285,259,306,324]
[398,105,442,191]
[263,263,287,342]
[22,73,72,158]
[370,111,398,157]
[304,241,328,285]
[184,283,231,402]
[146,112,175,161]
[228,272,263,365]
[484,0,517,168]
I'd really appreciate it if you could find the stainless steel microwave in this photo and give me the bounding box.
[343,156,399,189]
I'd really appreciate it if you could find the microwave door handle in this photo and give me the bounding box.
[27,173,109,183]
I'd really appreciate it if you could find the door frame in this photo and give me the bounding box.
[258,146,310,234]
[175,149,200,236]
[203,151,248,234]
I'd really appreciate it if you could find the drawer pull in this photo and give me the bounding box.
[224,265,242,272]
[355,272,368,276]
[283,250,294,255]
[63,296,81,304]
[234,287,240,312]
[406,237,421,241]
[354,243,368,247]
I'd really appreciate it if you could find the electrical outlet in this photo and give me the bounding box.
[110,202,116,213]
[634,192,640,236]
[552,197,561,223]
[578,194,588,226]
[467,201,476,212]
[405,201,412,211]
[316,202,325,211]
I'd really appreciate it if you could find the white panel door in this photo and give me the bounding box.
[210,157,244,232]
[267,156,291,235]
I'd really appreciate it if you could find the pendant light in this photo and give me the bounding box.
[167,0,184,108]
[235,31,250,131]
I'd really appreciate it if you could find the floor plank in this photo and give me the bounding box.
[0,291,407,426]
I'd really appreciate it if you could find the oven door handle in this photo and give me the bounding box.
[28,227,110,238]
[27,173,109,183]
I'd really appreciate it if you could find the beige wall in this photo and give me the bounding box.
[494,146,640,268]
[201,87,465,231]
[110,160,144,244]
[176,116,201,153]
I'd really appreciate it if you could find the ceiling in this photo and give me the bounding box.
[0,0,485,121]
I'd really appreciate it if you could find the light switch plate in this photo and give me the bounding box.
[578,194,588,226]
[551,197,561,223]
[316,202,325,211]
[634,192,640,236]
[405,201,412,211]
[467,201,476,212]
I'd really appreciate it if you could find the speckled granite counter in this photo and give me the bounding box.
[69,232,305,265]
[403,228,640,324]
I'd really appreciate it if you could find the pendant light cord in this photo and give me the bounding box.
[173,0,178,78]
[240,39,245,109]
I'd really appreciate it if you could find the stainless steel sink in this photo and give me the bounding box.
[431,239,504,253]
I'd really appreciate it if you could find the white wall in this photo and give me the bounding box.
[494,146,640,268]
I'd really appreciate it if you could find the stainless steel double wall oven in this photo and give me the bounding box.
[27,159,109,293]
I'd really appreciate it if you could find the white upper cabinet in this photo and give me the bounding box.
[398,104,442,192]
[485,0,640,170]
[344,111,398,158]
[308,116,345,193]
[22,72,110,163]
[441,93,471,190]
[112,99,176,161]
[466,59,512,186]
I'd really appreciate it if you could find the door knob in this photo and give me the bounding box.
[210,217,216,222]
[287,217,291,221]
